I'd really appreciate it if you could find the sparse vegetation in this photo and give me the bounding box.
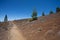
[29,18,33,22]
[0,7,60,40]
[40,18,45,22]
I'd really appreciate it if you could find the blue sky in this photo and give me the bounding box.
[0,0,60,21]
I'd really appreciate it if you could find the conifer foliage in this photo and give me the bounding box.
[56,7,60,13]
[32,8,37,20]
[42,12,45,16]
[4,15,8,22]
[49,10,54,14]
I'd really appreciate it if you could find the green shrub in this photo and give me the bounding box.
[29,18,33,22]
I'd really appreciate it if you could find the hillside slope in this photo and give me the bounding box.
[13,13,60,40]
[0,12,60,40]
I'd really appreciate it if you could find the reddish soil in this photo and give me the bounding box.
[0,12,60,40]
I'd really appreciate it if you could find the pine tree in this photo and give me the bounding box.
[56,7,60,13]
[32,8,37,20]
[42,12,45,16]
[4,15,8,22]
[50,10,54,14]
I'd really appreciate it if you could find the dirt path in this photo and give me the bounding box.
[8,21,26,40]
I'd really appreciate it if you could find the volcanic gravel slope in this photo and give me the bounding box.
[0,12,60,40]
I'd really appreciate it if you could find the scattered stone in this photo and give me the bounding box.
[57,31,60,36]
